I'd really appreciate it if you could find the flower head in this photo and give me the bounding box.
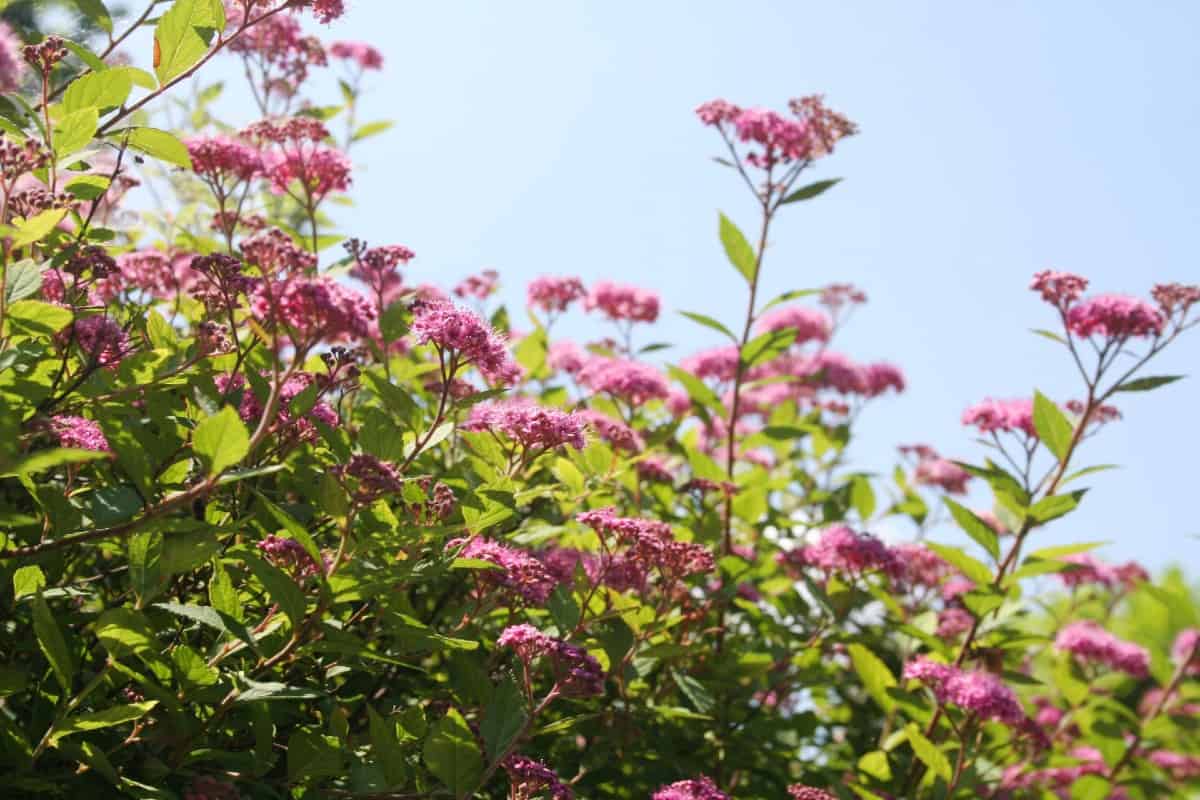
[329,41,383,70]
[464,400,587,451]
[577,358,669,405]
[456,539,558,606]
[410,300,521,385]
[961,397,1037,437]
[1030,270,1089,309]
[652,776,728,800]
[1066,294,1164,339]
[1172,628,1200,675]
[503,755,573,800]
[1055,620,1150,677]
[583,281,660,323]
[527,275,587,314]
[50,415,110,452]
[903,657,1025,726]
[0,22,25,94]
[754,305,832,345]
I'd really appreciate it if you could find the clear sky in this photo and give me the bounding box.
[131,1,1200,569]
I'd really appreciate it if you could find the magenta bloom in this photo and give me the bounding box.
[1055,620,1150,677]
[787,787,836,800]
[1147,750,1200,780]
[583,280,660,323]
[577,358,670,405]
[333,454,404,503]
[185,135,262,183]
[0,22,25,94]
[349,243,413,307]
[258,534,327,579]
[652,776,728,800]
[680,345,740,383]
[50,415,111,452]
[217,372,339,444]
[264,144,352,201]
[464,400,587,451]
[547,340,587,375]
[329,41,383,70]
[799,525,899,578]
[576,507,714,580]
[754,305,832,345]
[252,276,375,344]
[579,409,644,452]
[961,397,1037,437]
[71,315,131,366]
[889,542,951,588]
[936,607,975,638]
[913,457,971,494]
[1058,553,1146,591]
[903,657,1025,726]
[453,269,499,301]
[410,300,521,385]
[1030,270,1089,309]
[497,624,604,696]
[1152,282,1200,316]
[502,755,573,800]
[1066,294,1164,339]
[635,454,676,483]
[527,275,587,313]
[456,538,558,606]
[1172,628,1200,675]
[240,227,317,276]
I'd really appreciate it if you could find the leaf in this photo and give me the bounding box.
[353,120,395,141]
[48,702,157,744]
[847,644,897,712]
[12,565,45,600]
[678,310,737,342]
[924,541,993,585]
[123,127,192,169]
[718,212,757,283]
[4,259,44,302]
[905,723,951,783]
[480,678,527,759]
[4,299,73,337]
[254,492,323,573]
[53,108,99,158]
[742,327,796,368]
[128,532,163,607]
[1114,374,1184,393]
[69,0,114,34]
[2,447,109,478]
[1060,463,1118,486]
[423,708,483,799]
[63,69,132,113]
[152,601,260,655]
[65,174,111,201]
[850,475,876,520]
[757,287,819,314]
[239,552,306,631]
[33,595,74,692]
[1030,328,1067,344]
[547,585,580,633]
[287,729,343,781]
[154,0,224,86]
[943,497,1000,560]
[11,208,67,248]
[1024,541,1106,562]
[1028,489,1085,524]
[369,707,408,786]
[192,406,249,475]
[237,678,321,703]
[171,645,218,689]
[781,178,841,204]
[60,38,108,72]
[671,669,716,714]
[1033,390,1073,461]
[1070,775,1112,800]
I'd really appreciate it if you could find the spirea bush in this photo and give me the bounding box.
[0,3,1197,799]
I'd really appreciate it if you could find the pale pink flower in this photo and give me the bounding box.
[577,357,670,405]
[961,397,1037,437]
[680,345,740,382]
[1055,620,1150,677]
[754,305,832,344]
[329,41,383,70]
[527,275,586,313]
[583,280,660,323]
[0,22,25,93]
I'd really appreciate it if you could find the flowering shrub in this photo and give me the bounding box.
[0,4,1196,800]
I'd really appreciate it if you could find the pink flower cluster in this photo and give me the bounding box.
[502,755,573,800]
[576,508,715,581]
[912,454,971,495]
[961,397,1037,437]
[889,542,952,589]
[1057,553,1147,591]
[577,357,670,405]
[464,400,587,451]
[547,340,586,375]
[583,281,660,323]
[1030,269,1089,309]
[1148,750,1200,780]
[264,144,353,200]
[578,409,644,453]
[258,534,327,579]
[186,135,263,183]
[333,454,404,503]
[497,624,604,696]
[241,227,317,275]
[217,372,339,444]
[226,10,325,93]
[696,96,856,167]
[252,276,375,344]
[527,275,587,314]
[0,22,25,94]
[754,305,832,345]
[787,525,900,579]
[902,657,1025,726]
[651,776,729,800]
[787,787,836,800]
[50,415,111,452]
[348,241,414,307]
[456,538,558,606]
[71,315,131,366]
[759,352,904,397]
[1152,282,1200,316]
[1066,294,1164,339]
[1172,628,1200,675]
[454,269,499,301]
[410,300,521,385]
[681,345,740,383]
[1054,620,1150,677]
[329,41,383,70]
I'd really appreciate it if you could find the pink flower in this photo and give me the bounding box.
[680,345,740,383]
[1066,294,1164,339]
[464,400,587,451]
[578,409,643,452]
[577,357,669,405]
[186,135,262,183]
[304,0,345,23]
[862,362,905,396]
[961,397,1037,437]
[547,340,587,375]
[1172,628,1200,675]
[258,534,327,579]
[798,525,899,578]
[497,624,604,696]
[252,276,374,344]
[820,282,867,308]
[348,242,413,307]
[1030,270,1089,309]
[115,250,204,300]
[665,388,692,418]
[70,315,130,366]
[226,12,325,94]
[636,454,676,483]
[1055,621,1150,677]
[329,41,383,70]
[456,539,558,606]
[241,117,330,144]
[695,100,741,126]
[787,787,836,800]
[903,657,1025,726]
[1147,750,1200,780]
[263,143,352,201]
[218,372,339,444]
[49,415,110,452]
[1058,554,1146,591]
[941,577,974,602]
[754,305,832,345]
[502,755,573,800]
[333,454,404,503]
[0,22,26,94]
[583,280,660,323]
[527,275,587,314]
[890,543,951,588]
[652,776,728,800]
[936,607,975,638]
[454,269,499,301]
[913,457,971,494]
[410,300,521,385]
[576,507,714,580]
[1152,282,1200,316]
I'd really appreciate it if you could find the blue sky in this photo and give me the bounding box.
[128,1,1199,569]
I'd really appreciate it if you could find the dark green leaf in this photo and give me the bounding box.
[781,178,841,204]
[1114,374,1184,393]
[481,678,527,759]
[423,708,483,799]
[49,702,158,744]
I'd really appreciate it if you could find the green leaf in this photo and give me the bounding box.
[49,702,157,744]
[943,497,1000,560]
[239,552,306,631]
[353,120,395,141]
[1114,374,1184,393]
[254,492,323,574]
[757,288,819,314]
[847,643,897,712]
[480,678,527,759]
[53,108,99,158]
[12,565,45,600]
[1030,328,1067,344]
[850,475,876,520]
[1024,541,1106,562]
[1070,775,1112,800]
[718,212,757,283]
[154,0,224,86]
[65,174,111,201]
[69,0,114,34]
[128,532,163,607]
[924,541,993,585]
[5,299,73,337]
[208,559,240,619]
[905,723,951,783]
[368,707,408,786]
[192,406,249,475]
[122,127,192,169]
[671,669,716,714]
[1060,463,1118,486]
[11,208,67,248]
[1033,390,1073,461]
[63,69,132,113]
[742,327,796,368]
[287,729,343,781]
[60,39,108,73]
[171,645,218,689]
[678,310,737,342]
[238,678,320,703]
[33,595,75,692]
[1,447,109,478]
[1028,489,1085,524]
[4,259,45,302]
[781,178,841,204]
[423,708,483,799]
